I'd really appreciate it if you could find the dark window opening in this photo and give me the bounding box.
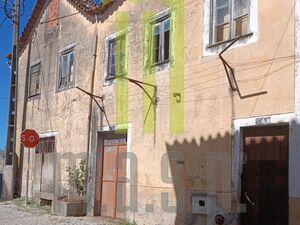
[107,35,126,80]
[152,16,170,65]
[35,137,55,154]
[29,63,41,97]
[58,48,75,90]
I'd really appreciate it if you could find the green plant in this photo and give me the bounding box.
[119,219,138,225]
[66,158,89,197]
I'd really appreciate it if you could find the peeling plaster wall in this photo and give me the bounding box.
[16,0,96,201]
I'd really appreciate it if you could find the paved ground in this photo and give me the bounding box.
[0,202,118,225]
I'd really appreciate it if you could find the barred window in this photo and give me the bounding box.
[211,0,249,44]
[29,63,41,97]
[35,137,55,154]
[58,47,75,90]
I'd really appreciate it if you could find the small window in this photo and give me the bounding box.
[106,35,126,80]
[58,48,75,90]
[211,0,249,44]
[29,63,41,97]
[35,137,55,154]
[151,16,170,65]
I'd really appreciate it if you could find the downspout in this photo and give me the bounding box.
[85,15,98,202]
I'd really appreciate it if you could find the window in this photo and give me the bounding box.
[35,137,55,154]
[151,16,170,65]
[29,63,41,97]
[58,47,75,90]
[211,0,249,44]
[107,35,126,80]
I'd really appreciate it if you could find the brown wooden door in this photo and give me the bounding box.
[100,134,127,219]
[241,126,289,225]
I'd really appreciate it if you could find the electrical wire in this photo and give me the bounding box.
[39,12,80,24]
[13,0,299,117]
[0,15,7,28]
[4,0,13,19]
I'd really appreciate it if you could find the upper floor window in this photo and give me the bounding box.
[29,63,41,97]
[151,16,170,65]
[107,34,126,80]
[58,47,75,90]
[211,0,249,44]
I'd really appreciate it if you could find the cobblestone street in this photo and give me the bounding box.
[0,202,118,225]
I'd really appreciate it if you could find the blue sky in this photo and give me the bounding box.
[0,0,36,150]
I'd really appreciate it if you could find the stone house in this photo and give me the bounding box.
[3,0,300,224]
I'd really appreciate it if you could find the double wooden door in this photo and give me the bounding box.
[241,126,289,225]
[100,133,127,219]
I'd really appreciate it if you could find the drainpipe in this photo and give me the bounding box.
[85,15,98,209]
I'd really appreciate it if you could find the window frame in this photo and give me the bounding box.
[106,34,127,80]
[210,0,251,45]
[57,45,76,91]
[104,30,128,86]
[150,14,171,66]
[35,136,56,154]
[28,62,41,98]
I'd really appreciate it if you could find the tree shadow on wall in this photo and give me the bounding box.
[165,121,298,225]
[165,133,232,225]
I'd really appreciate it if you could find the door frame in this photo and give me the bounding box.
[232,113,293,223]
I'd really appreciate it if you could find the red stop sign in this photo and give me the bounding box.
[21,129,40,148]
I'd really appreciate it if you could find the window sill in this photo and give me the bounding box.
[150,60,170,74]
[56,83,75,93]
[103,73,126,86]
[207,32,253,49]
[151,59,170,67]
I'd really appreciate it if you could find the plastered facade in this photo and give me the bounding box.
[13,0,299,224]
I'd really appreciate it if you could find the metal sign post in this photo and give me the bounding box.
[25,147,30,205]
[21,129,39,206]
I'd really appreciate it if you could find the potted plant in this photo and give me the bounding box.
[54,158,89,216]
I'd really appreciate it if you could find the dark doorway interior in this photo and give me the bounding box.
[241,125,289,225]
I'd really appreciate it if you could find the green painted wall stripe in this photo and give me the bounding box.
[115,12,129,132]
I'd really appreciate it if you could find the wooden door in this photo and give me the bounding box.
[34,137,55,193]
[241,126,288,225]
[100,133,127,219]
